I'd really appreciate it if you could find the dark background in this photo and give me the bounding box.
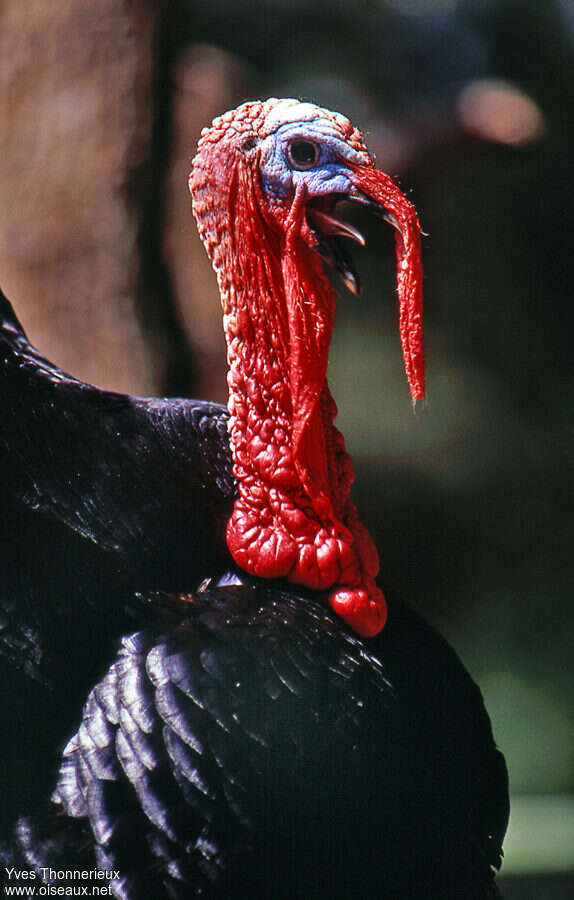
[0,0,572,891]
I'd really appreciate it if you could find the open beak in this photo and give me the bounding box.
[307,197,365,296]
[308,167,425,404]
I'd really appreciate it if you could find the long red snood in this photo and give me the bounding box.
[191,133,424,638]
[349,163,425,404]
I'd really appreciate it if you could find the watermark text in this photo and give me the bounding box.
[3,867,120,897]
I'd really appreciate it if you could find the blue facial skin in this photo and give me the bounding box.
[259,121,367,202]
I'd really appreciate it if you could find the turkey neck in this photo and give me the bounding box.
[227,178,348,522]
[191,149,380,613]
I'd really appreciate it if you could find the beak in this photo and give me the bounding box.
[307,207,366,246]
[344,186,400,232]
[307,201,364,296]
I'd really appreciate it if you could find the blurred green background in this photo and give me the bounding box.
[0,0,572,893]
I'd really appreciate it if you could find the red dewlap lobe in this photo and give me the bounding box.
[330,584,388,638]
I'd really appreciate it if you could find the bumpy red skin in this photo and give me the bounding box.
[190,100,424,637]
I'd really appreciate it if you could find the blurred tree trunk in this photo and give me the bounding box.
[162,44,247,403]
[0,0,161,393]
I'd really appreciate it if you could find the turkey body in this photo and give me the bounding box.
[0,290,508,899]
[1,94,509,898]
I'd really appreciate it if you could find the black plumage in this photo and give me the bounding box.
[0,288,234,677]
[9,580,508,899]
[0,290,509,898]
[0,288,232,836]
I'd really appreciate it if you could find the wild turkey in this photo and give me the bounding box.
[0,98,507,898]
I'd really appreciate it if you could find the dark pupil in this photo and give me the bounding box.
[291,141,317,165]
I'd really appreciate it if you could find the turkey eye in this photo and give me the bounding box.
[287,140,319,169]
